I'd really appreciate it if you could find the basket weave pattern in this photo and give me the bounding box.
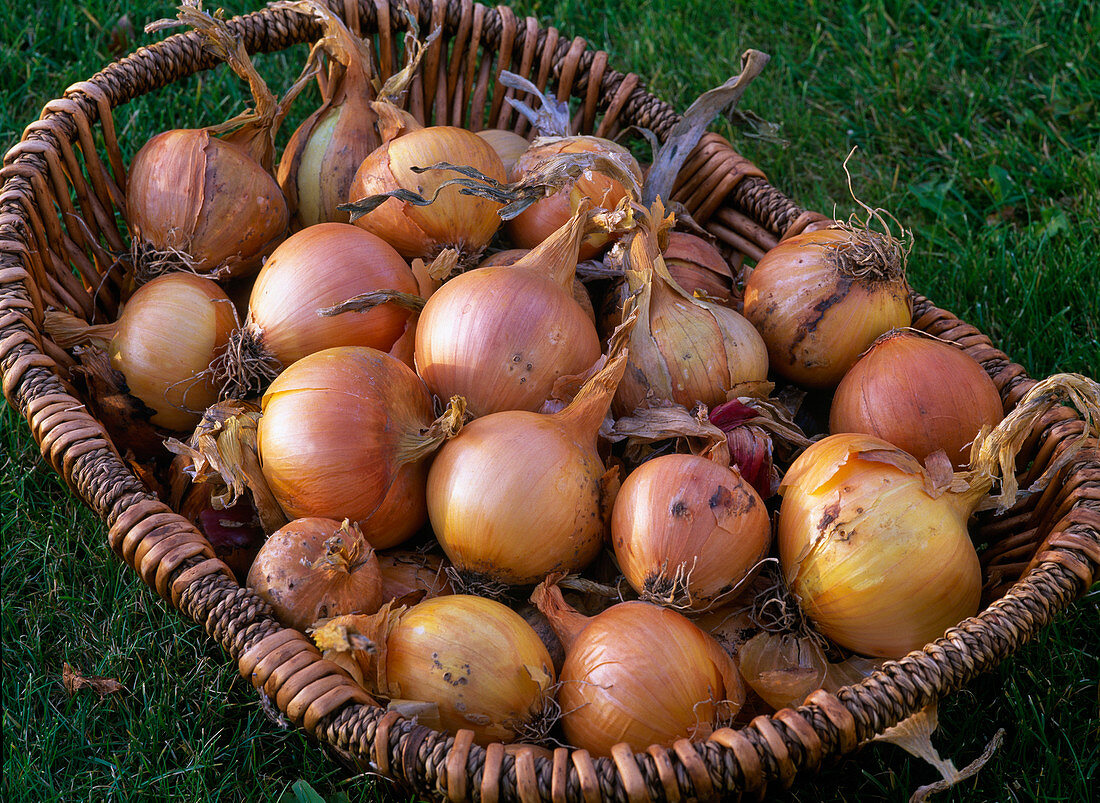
[1,1,1097,800]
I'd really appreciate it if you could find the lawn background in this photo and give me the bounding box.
[1,1,1097,801]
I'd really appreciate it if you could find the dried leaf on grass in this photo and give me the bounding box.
[62,663,125,698]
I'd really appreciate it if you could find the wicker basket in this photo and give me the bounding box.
[2,1,1097,800]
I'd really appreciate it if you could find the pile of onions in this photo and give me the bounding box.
[277,1,381,227]
[743,227,912,388]
[222,223,418,397]
[427,352,627,586]
[347,122,506,261]
[611,206,769,416]
[777,433,983,658]
[830,329,1004,467]
[127,6,296,281]
[414,206,602,417]
[46,273,237,431]
[257,346,462,548]
[611,453,771,610]
[533,580,744,755]
[247,518,382,631]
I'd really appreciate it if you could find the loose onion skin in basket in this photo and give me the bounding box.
[257,347,460,549]
[777,433,983,658]
[829,329,1004,468]
[743,228,912,388]
[533,581,744,756]
[611,453,771,611]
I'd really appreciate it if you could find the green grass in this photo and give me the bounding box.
[2,1,1097,801]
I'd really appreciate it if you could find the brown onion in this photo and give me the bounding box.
[247,518,382,631]
[777,433,982,658]
[222,223,418,397]
[126,7,295,281]
[414,208,601,417]
[534,581,744,756]
[830,330,1004,468]
[611,453,771,610]
[348,124,506,260]
[258,346,462,548]
[743,227,912,388]
[277,2,381,227]
[427,352,627,586]
[47,273,237,431]
[612,208,769,416]
[506,136,642,259]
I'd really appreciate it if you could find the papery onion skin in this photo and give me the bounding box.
[506,137,642,259]
[612,453,771,610]
[376,550,454,602]
[777,433,982,658]
[246,517,382,632]
[349,126,506,259]
[109,273,237,431]
[257,347,435,548]
[829,330,1004,468]
[664,232,736,304]
[743,228,912,388]
[558,601,744,755]
[127,129,288,279]
[414,266,601,417]
[247,223,418,366]
[385,595,555,745]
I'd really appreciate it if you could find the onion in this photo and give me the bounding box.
[506,136,642,258]
[829,329,1004,468]
[414,207,602,417]
[247,518,382,632]
[276,1,381,227]
[314,596,556,746]
[611,453,771,610]
[257,347,463,548]
[533,580,744,755]
[347,124,506,260]
[126,7,296,281]
[427,351,627,586]
[664,231,737,304]
[476,129,530,176]
[221,223,418,397]
[46,274,237,431]
[743,227,912,388]
[777,433,982,658]
[611,206,769,416]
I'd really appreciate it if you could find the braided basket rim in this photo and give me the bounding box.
[1,2,1096,801]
